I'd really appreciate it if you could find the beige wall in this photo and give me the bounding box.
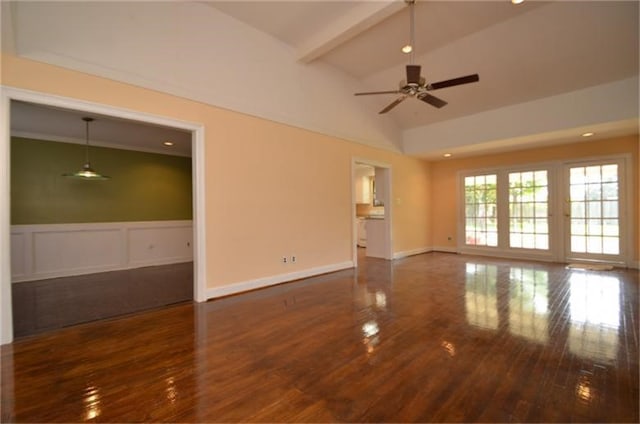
[430,135,639,262]
[1,54,432,288]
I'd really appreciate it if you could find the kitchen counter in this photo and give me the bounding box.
[357,215,385,220]
[365,219,387,258]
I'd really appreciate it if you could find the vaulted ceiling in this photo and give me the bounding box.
[3,1,638,158]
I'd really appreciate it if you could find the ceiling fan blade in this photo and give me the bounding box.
[428,74,479,90]
[418,93,448,109]
[406,65,421,85]
[379,96,407,114]
[354,90,401,96]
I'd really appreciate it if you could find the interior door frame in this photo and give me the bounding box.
[351,157,393,268]
[561,154,633,266]
[0,86,208,345]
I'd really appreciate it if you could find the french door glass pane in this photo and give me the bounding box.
[569,165,620,255]
[508,170,549,250]
[464,175,498,247]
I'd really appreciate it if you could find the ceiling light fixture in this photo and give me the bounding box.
[581,132,595,137]
[63,117,110,180]
[511,0,524,4]
[443,153,452,158]
[163,141,174,146]
[401,44,413,54]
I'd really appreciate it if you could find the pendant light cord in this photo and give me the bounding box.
[85,118,90,165]
[82,117,94,166]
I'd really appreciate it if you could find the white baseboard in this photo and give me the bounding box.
[392,247,432,259]
[431,246,458,253]
[205,260,354,300]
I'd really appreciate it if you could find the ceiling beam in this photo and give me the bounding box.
[296,0,403,64]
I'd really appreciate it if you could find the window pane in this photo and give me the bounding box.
[570,184,585,200]
[587,201,601,218]
[535,218,548,234]
[466,231,477,245]
[522,233,535,249]
[534,171,548,186]
[588,219,602,235]
[602,237,619,255]
[602,183,618,200]
[534,186,548,202]
[572,219,586,235]
[535,235,549,250]
[602,201,618,218]
[535,203,548,217]
[601,164,617,182]
[587,184,601,200]
[587,236,602,254]
[603,219,619,236]
[571,202,585,218]
[570,168,585,184]
[585,166,601,183]
[572,236,586,253]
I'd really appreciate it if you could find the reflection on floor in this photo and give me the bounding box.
[11,262,193,338]
[2,253,638,423]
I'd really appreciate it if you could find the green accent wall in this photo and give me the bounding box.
[11,137,192,225]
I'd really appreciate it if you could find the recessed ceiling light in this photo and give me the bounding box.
[401,44,413,54]
[511,0,524,4]
[581,132,594,137]
[443,153,452,158]
[163,141,174,146]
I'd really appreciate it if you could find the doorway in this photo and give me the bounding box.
[1,87,207,344]
[352,159,392,267]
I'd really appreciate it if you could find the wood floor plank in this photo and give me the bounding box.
[2,253,638,422]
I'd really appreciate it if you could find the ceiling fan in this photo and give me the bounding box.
[355,0,479,114]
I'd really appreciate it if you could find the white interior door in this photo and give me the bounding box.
[564,159,627,264]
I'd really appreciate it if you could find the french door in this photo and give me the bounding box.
[461,157,630,265]
[564,159,627,264]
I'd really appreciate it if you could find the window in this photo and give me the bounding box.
[509,170,549,250]
[464,174,497,247]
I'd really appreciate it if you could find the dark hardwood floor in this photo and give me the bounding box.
[11,262,193,338]
[2,253,638,422]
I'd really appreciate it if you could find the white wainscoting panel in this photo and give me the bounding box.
[33,229,122,275]
[128,225,193,267]
[10,233,27,278]
[11,221,192,282]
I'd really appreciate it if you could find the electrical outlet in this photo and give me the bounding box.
[282,256,287,264]
[291,256,296,263]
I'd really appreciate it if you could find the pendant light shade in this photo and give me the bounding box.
[63,117,110,180]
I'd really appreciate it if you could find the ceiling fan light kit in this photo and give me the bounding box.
[355,0,479,114]
[62,117,110,180]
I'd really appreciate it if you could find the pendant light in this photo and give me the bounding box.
[63,117,110,180]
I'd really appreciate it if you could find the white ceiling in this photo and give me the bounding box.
[209,0,638,128]
[11,101,192,157]
[5,0,639,158]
